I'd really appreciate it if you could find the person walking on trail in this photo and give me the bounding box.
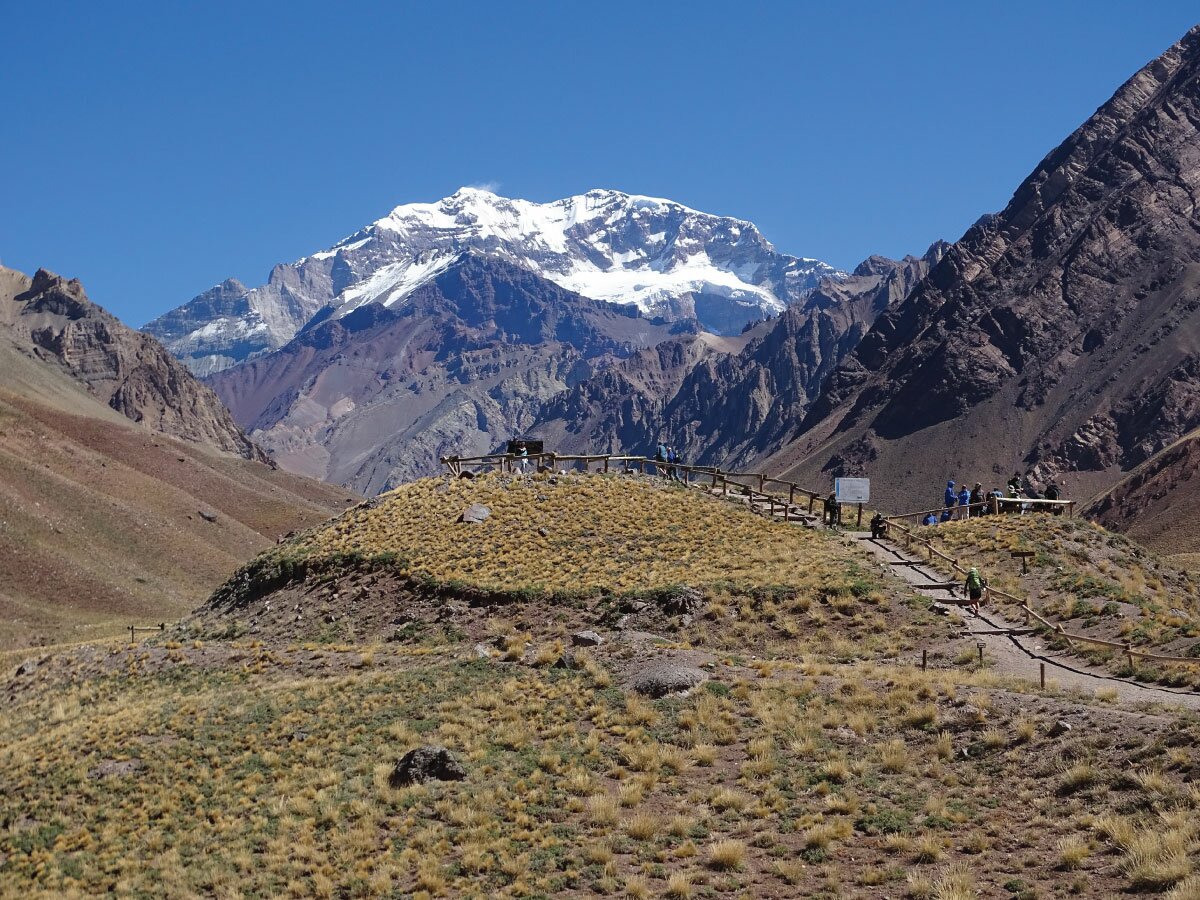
[516,441,529,474]
[957,485,971,520]
[655,442,667,478]
[944,480,957,509]
[1007,472,1022,497]
[964,566,987,615]
[969,482,985,514]
[923,512,938,527]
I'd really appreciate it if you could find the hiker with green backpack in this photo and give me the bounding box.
[964,567,988,615]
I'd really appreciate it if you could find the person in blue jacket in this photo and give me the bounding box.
[944,480,957,509]
[957,485,972,519]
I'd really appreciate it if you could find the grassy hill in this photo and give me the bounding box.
[3,473,1199,898]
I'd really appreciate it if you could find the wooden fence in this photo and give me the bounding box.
[882,514,1200,670]
[887,497,1076,529]
[440,451,833,524]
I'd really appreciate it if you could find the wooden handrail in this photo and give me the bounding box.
[892,520,1200,670]
[887,497,1074,525]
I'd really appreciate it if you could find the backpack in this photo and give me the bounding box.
[966,570,983,591]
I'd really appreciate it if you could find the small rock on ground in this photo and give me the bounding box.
[572,631,603,647]
[389,746,468,787]
[632,663,708,698]
[459,504,491,524]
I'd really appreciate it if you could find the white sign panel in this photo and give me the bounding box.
[835,477,870,504]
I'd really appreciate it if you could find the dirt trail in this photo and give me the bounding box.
[853,532,1200,711]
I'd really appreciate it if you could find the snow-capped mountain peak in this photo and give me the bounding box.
[145,188,845,374]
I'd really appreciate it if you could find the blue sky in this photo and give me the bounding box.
[1,1,1197,325]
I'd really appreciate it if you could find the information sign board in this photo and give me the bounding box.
[834,477,870,504]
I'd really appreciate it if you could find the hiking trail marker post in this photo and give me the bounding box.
[835,477,870,529]
[1010,550,1035,574]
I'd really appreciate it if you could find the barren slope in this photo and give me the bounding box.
[773,25,1200,511]
[1085,427,1200,563]
[0,297,355,650]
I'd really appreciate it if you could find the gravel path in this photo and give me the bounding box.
[853,533,1200,711]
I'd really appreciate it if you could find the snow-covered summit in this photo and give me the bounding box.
[145,187,845,375]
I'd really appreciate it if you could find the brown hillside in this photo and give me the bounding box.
[0,266,267,461]
[1085,427,1200,563]
[772,24,1200,512]
[0,276,356,650]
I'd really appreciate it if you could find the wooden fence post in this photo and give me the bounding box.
[1039,662,1045,690]
[789,484,796,505]
[758,473,765,492]
[921,649,927,671]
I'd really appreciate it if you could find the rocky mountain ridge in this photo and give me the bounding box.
[206,253,679,494]
[529,243,947,467]
[144,187,844,374]
[0,266,356,649]
[769,24,1200,511]
[1,266,266,461]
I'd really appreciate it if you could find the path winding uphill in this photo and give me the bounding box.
[856,533,1200,710]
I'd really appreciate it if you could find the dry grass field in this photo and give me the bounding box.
[3,473,1199,898]
[246,472,862,595]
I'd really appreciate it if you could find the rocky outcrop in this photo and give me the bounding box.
[206,254,677,493]
[0,267,266,461]
[774,25,1200,510]
[1084,426,1200,558]
[529,245,945,468]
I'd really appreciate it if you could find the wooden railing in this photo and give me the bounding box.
[881,516,1200,670]
[440,451,829,524]
[887,497,1076,529]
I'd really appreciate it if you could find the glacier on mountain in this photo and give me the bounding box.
[145,187,845,375]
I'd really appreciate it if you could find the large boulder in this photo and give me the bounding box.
[632,663,708,698]
[388,746,468,787]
